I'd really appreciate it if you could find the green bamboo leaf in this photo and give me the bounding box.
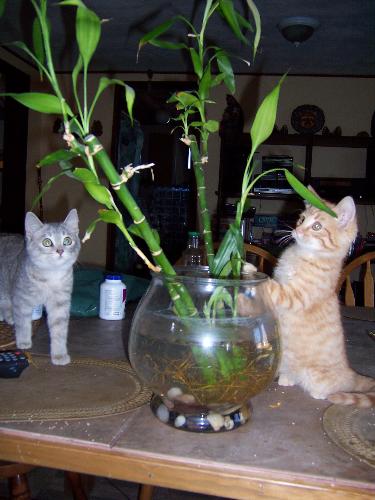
[0,0,6,17]
[284,171,337,217]
[2,92,73,115]
[31,171,67,209]
[76,6,101,69]
[89,77,135,124]
[98,209,123,225]
[32,17,45,73]
[198,63,212,101]
[84,183,113,208]
[190,48,203,79]
[210,73,225,87]
[250,75,285,154]
[212,223,243,276]
[72,55,83,94]
[216,50,235,94]
[149,39,186,50]
[246,0,261,59]
[129,223,160,244]
[236,12,253,32]
[58,0,85,6]
[82,218,100,243]
[174,91,199,107]
[11,41,48,76]
[137,17,177,59]
[204,120,219,132]
[38,149,78,167]
[72,168,97,183]
[219,0,248,45]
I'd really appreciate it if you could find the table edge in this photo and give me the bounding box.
[0,429,374,500]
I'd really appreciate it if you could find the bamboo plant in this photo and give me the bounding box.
[1,0,335,316]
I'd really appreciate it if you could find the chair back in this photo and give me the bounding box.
[337,251,375,307]
[175,242,277,275]
[243,243,277,274]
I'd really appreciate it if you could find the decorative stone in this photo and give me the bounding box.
[207,412,225,431]
[156,404,169,423]
[174,415,186,428]
[224,416,234,430]
[167,387,183,400]
[175,393,196,405]
[161,396,175,410]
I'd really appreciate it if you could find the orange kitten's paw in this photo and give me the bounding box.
[278,374,296,387]
[237,293,253,317]
[242,263,257,276]
[51,353,71,365]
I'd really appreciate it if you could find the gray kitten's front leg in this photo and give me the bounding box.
[45,297,71,365]
[14,302,33,349]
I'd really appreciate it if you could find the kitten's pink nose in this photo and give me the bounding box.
[56,248,64,256]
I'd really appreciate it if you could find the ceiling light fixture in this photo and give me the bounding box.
[277,16,320,47]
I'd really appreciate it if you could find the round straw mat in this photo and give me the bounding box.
[323,404,375,468]
[0,355,152,421]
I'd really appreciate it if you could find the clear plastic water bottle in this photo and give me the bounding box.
[99,274,127,320]
[182,231,204,266]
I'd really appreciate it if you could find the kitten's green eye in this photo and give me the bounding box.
[42,238,52,247]
[312,222,322,231]
[63,236,72,246]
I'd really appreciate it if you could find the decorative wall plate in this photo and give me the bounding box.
[291,104,325,134]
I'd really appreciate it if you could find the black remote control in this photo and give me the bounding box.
[0,350,29,378]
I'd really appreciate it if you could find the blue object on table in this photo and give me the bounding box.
[71,267,149,317]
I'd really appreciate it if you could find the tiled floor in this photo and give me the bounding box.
[0,466,227,499]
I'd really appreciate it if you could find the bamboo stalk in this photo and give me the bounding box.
[84,134,198,317]
[188,135,215,270]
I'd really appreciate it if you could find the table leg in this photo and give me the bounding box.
[138,483,154,500]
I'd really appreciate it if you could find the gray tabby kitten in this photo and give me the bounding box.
[0,209,80,365]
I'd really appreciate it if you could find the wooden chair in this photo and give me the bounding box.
[244,243,277,274]
[337,251,375,307]
[0,461,35,500]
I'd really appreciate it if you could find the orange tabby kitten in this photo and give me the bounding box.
[239,193,375,407]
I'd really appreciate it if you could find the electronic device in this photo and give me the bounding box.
[253,155,294,194]
[0,350,29,378]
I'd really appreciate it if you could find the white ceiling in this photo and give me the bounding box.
[1,0,374,76]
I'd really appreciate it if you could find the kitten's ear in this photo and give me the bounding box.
[334,196,356,227]
[64,209,79,232]
[25,212,43,238]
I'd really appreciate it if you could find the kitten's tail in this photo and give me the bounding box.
[327,375,375,408]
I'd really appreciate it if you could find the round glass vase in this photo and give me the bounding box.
[129,268,279,433]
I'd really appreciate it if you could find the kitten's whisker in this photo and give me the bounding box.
[276,233,293,246]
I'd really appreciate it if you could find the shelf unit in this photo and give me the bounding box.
[216,131,373,238]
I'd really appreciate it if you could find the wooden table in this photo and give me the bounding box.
[0,306,374,499]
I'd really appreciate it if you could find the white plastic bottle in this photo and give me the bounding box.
[32,304,43,320]
[99,274,127,320]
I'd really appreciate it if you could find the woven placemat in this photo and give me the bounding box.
[0,355,152,421]
[323,404,375,468]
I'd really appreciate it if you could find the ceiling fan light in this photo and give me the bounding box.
[277,16,320,46]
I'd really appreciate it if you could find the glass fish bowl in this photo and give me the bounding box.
[128,268,279,433]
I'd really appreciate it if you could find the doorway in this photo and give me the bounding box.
[108,80,197,276]
[0,59,29,233]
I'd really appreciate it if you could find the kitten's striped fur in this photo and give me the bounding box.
[0,210,80,365]
[239,194,375,407]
